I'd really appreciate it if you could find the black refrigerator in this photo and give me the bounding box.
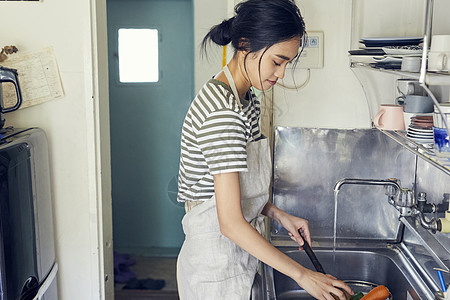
[0,127,58,300]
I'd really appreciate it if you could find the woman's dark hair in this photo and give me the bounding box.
[202,0,306,60]
[202,0,306,92]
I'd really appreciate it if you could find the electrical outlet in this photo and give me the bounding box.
[290,31,324,69]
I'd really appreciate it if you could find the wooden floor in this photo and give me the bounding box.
[114,255,179,300]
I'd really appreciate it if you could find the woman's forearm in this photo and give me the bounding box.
[261,201,285,223]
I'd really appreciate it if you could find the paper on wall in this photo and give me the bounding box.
[1,46,64,109]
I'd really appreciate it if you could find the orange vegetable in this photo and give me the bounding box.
[361,285,390,300]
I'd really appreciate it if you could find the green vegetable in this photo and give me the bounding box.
[349,291,365,300]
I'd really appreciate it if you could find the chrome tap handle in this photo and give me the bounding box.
[397,188,415,217]
[384,178,401,197]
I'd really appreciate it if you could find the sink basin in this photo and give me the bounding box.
[261,247,435,300]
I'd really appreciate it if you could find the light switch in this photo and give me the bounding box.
[290,31,324,69]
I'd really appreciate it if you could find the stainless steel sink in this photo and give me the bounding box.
[261,246,436,300]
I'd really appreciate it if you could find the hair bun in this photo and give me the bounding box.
[205,17,234,46]
[201,0,306,58]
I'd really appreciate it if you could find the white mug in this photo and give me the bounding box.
[396,79,419,96]
[428,51,449,72]
[401,56,421,73]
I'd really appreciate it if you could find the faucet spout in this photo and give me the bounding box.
[334,178,402,194]
[334,178,405,212]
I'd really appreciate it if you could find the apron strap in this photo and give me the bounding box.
[223,65,257,142]
[223,65,243,111]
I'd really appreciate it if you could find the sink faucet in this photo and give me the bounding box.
[334,178,448,233]
[334,178,402,192]
[334,178,407,211]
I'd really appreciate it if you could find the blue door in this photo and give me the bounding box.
[107,0,193,255]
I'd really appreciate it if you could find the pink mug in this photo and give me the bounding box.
[373,104,405,130]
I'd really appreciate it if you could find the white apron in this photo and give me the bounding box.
[177,66,272,300]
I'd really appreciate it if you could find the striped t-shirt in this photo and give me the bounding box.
[177,78,262,202]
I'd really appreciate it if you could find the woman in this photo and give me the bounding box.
[176,0,353,299]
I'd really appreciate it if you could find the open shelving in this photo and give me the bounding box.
[378,129,450,176]
[349,0,450,173]
[349,60,450,86]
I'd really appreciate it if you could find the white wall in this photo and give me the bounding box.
[194,0,228,93]
[0,0,112,299]
[273,0,450,129]
[274,0,373,129]
[195,0,450,130]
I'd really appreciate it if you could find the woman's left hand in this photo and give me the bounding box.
[278,212,311,251]
[261,203,311,251]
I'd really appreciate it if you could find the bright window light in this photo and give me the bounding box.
[118,28,159,83]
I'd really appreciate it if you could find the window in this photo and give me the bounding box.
[118,28,159,83]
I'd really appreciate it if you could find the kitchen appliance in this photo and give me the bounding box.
[0,66,23,129]
[0,127,58,300]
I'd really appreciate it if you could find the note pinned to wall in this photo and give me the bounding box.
[1,46,64,109]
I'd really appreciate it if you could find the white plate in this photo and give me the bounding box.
[407,128,433,134]
[361,37,422,41]
[407,136,434,144]
[407,132,433,138]
[372,56,403,63]
[408,132,433,138]
[407,132,434,139]
[407,130,433,136]
[407,134,434,140]
[382,47,423,56]
[360,37,423,47]
[408,126,434,134]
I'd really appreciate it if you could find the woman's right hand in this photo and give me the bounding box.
[294,267,353,300]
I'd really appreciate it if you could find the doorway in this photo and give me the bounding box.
[107,0,193,296]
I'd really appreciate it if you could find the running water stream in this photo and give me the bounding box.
[333,189,340,266]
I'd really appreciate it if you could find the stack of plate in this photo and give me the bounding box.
[406,115,434,144]
[381,45,423,56]
[359,37,423,48]
[351,37,423,66]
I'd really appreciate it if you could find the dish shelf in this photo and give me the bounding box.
[377,128,450,176]
[349,59,450,86]
[350,0,450,175]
